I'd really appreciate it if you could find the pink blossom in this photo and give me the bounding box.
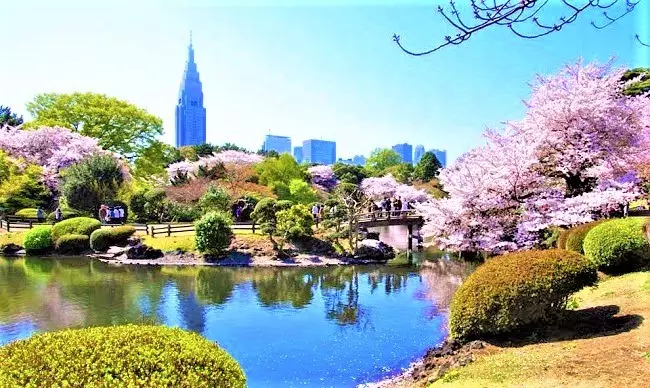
[167,150,262,182]
[308,165,338,191]
[361,174,431,203]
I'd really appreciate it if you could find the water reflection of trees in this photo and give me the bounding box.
[417,259,476,314]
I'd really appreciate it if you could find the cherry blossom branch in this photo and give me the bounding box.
[393,0,644,56]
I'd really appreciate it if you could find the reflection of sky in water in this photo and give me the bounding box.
[0,257,468,387]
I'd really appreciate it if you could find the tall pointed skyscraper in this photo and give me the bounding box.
[175,32,206,147]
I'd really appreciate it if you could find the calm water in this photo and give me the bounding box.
[0,255,472,387]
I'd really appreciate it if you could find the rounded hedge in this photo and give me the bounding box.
[23,226,53,254]
[449,249,597,341]
[15,208,38,218]
[583,217,650,271]
[51,217,102,242]
[46,209,80,222]
[556,229,570,249]
[195,211,232,255]
[0,325,246,387]
[90,226,137,252]
[564,220,606,254]
[55,234,90,254]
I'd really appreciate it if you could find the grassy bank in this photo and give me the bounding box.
[430,270,650,387]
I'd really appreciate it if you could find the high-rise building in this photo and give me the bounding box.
[175,33,206,147]
[352,155,366,166]
[430,149,447,168]
[263,134,291,154]
[414,145,425,164]
[303,139,336,165]
[392,143,413,164]
[293,146,303,163]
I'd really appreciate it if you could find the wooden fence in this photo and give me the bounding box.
[0,217,54,232]
[148,222,256,238]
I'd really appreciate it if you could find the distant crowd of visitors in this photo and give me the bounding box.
[369,196,414,218]
[98,204,126,224]
[36,207,61,223]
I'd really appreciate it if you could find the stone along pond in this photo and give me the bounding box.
[0,254,473,387]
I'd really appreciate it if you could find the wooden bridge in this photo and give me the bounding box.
[355,210,424,251]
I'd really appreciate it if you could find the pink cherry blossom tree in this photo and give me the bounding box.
[361,174,431,203]
[167,150,263,183]
[308,165,338,191]
[416,59,650,254]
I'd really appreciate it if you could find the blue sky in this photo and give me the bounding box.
[2,0,648,162]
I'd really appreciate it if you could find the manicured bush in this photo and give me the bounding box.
[195,211,233,255]
[0,325,246,387]
[583,217,650,271]
[565,220,606,254]
[90,226,137,251]
[276,204,314,240]
[449,249,597,341]
[15,208,38,218]
[540,226,564,249]
[46,208,81,222]
[556,228,570,249]
[23,226,53,254]
[55,234,90,254]
[51,217,101,242]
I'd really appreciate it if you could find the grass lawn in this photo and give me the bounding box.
[431,270,650,388]
[141,235,196,252]
[0,231,27,246]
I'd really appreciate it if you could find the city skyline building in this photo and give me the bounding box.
[175,33,206,147]
[392,143,413,165]
[303,139,336,165]
[293,146,303,163]
[414,144,425,164]
[430,148,447,168]
[263,134,291,154]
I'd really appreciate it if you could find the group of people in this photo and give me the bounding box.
[98,204,126,224]
[35,207,62,223]
[369,196,413,218]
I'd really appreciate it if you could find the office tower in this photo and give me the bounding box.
[414,144,425,164]
[352,155,366,166]
[430,149,447,168]
[293,146,303,163]
[392,143,413,164]
[175,33,206,147]
[263,135,291,154]
[302,139,336,165]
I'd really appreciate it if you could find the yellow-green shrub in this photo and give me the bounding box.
[565,220,606,254]
[15,208,38,218]
[90,225,136,251]
[0,325,246,387]
[55,234,90,254]
[583,218,650,271]
[22,226,53,254]
[51,217,101,241]
[449,249,597,341]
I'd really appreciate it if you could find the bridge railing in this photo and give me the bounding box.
[357,209,420,223]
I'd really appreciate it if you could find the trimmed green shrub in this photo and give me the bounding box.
[46,208,81,222]
[51,217,102,242]
[23,226,53,254]
[583,217,650,271]
[565,220,606,254]
[195,211,232,255]
[15,208,38,218]
[90,226,136,251]
[276,204,314,240]
[449,249,597,341]
[0,325,246,387]
[557,229,570,249]
[540,226,564,249]
[55,234,90,254]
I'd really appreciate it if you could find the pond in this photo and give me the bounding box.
[0,254,473,387]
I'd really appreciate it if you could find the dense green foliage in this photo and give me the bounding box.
[55,234,90,254]
[256,153,307,186]
[274,179,319,204]
[51,217,101,242]
[133,140,181,179]
[0,106,23,127]
[26,92,163,158]
[583,218,650,271]
[199,185,231,212]
[365,148,401,176]
[332,163,368,184]
[540,226,564,250]
[15,208,38,218]
[0,325,246,387]
[89,226,136,251]
[23,226,53,254]
[194,211,233,255]
[621,67,650,97]
[60,155,125,215]
[130,188,166,222]
[251,198,293,248]
[0,151,50,214]
[449,249,597,340]
[276,204,314,241]
[383,163,414,183]
[564,220,606,254]
[413,151,443,181]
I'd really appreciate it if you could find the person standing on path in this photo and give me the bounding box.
[54,207,62,222]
